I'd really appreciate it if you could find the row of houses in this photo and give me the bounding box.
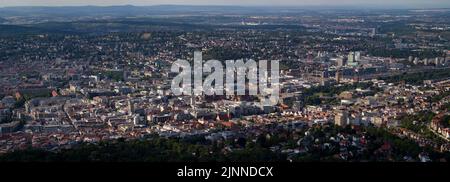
[430,113,450,139]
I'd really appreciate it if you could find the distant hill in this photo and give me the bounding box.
[0,25,40,35]
[0,5,449,18]
[0,24,70,35]
[0,5,305,18]
[0,5,150,17]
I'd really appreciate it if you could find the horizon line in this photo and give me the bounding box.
[1,4,450,9]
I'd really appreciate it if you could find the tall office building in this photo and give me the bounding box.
[355,52,361,62]
[348,52,355,64]
[370,28,376,37]
[335,110,349,126]
[128,100,135,116]
[347,52,359,67]
[335,70,343,83]
[336,57,345,67]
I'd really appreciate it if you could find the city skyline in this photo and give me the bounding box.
[0,0,449,168]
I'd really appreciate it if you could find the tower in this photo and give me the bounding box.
[370,28,376,37]
[355,52,361,62]
[335,70,343,83]
[335,110,349,126]
[347,52,360,67]
[336,57,345,67]
[347,52,355,65]
[128,100,134,116]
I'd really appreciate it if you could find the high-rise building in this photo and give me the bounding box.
[370,28,376,37]
[408,56,413,62]
[347,52,358,67]
[355,52,361,62]
[128,100,134,116]
[320,70,329,86]
[335,110,349,126]
[348,52,355,64]
[335,70,343,83]
[336,57,345,67]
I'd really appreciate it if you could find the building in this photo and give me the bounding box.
[150,113,172,123]
[0,121,21,134]
[128,100,135,116]
[408,56,414,62]
[372,117,384,127]
[133,114,146,127]
[370,28,376,37]
[355,52,361,62]
[335,110,349,126]
[335,70,343,83]
[347,52,358,67]
[347,52,355,64]
[336,57,345,67]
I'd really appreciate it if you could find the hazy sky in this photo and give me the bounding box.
[1,0,449,8]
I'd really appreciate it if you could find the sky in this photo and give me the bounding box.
[0,0,449,8]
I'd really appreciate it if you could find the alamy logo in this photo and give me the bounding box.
[171,51,280,106]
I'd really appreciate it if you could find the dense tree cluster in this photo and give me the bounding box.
[381,68,450,85]
[1,125,448,162]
